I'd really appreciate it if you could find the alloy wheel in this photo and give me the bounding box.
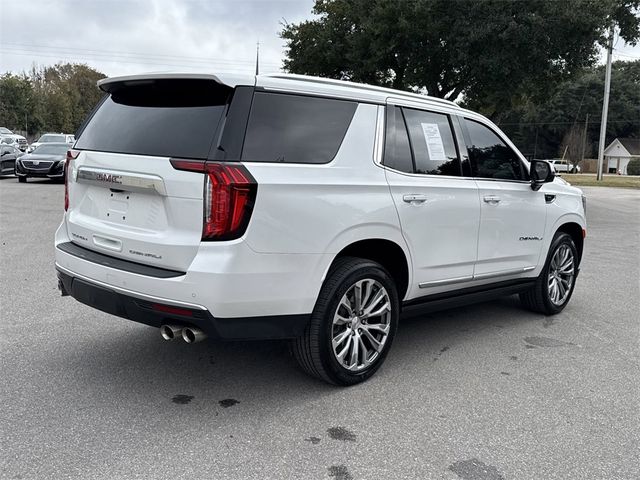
[547,244,575,306]
[331,278,391,371]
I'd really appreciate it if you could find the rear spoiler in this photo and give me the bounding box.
[97,73,256,93]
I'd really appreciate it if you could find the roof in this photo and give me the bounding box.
[97,71,461,111]
[604,137,640,157]
[618,138,640,156]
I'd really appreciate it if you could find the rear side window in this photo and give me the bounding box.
[383,106,413,173]
[241,92,357,164]
[464,119,526,180]
[75,79,231,159]
[402,108,461,176]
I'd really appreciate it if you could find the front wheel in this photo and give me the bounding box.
[291,257,399,385]
[520,232,578,315]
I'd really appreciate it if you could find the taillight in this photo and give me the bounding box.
[65,149,80,211]
[170,160,257,241]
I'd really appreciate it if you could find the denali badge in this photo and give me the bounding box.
[129,249,162,260]
[71,232,88,242]
[519,236,542,241]
[95,173,123,184]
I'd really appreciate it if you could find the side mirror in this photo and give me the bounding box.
[530,160,555,191]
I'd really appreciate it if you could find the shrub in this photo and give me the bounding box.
[627,158,640,176]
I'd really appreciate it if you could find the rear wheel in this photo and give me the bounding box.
[291,257,399,385]
[520,232,578,315]
[18,176,26,183]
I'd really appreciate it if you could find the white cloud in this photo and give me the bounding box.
[0,0,315,76]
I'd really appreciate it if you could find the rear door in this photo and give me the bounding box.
[67,77,243,272]
[383,103,480,295]
[460,117,547,277]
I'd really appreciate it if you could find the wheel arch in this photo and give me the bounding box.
[324,238,411,301]
[556,222,584,266]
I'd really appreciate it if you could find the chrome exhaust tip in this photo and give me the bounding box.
[182,327,207,344]
[160,324,183,341]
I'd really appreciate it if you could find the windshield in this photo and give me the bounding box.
[0,127,12,135]
[38,134,66,143]
[32,144,68,155]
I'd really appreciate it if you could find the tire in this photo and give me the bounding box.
[520,232,578,315]
[291,256,399,386]
[18,176,26,183]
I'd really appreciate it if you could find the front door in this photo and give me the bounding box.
[461,118,546,277]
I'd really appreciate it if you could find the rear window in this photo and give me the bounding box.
[39,134,66,143]
[75,79,231,159]
[241,92,357,164]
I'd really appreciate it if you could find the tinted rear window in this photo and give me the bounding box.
[75,79,231,159]
[241,92,357,164]
[40,135,66,143]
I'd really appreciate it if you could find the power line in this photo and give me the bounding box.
[1,42,281,67]
[498,120,639,126]
[0,48,283,73]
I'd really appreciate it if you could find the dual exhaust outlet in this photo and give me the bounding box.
[160,325,207,344]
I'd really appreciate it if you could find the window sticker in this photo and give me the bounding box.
[420,123,446,161]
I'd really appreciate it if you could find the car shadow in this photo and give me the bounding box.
[57,295,537,411]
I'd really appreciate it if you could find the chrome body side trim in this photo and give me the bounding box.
[419,266,536,289]
[55,263,207,310]
[76,166,167,196]
[418,275,474,288]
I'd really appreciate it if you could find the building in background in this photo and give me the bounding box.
[604,138,640,174]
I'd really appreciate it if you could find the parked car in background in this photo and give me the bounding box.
[549,159,581,174]
[0,133,29,152]
[55,72,587,385]
[0,144,24,176]
[15,142,69,182]
[28,133,75,152]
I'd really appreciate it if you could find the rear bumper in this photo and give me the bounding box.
[56,267,310,340]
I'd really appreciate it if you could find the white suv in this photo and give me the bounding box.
[55,73,586,385]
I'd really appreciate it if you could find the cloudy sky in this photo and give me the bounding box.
[0,0,639,78]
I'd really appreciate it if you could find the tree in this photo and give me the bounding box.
[282,0,640,117]
[0,63,105,136]
[0,73,33,133]
[497,60,640,159]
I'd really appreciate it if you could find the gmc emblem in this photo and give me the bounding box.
[95,173,123,184]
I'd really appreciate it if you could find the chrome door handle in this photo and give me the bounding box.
[403,194,428,204]
[483,195,501,204]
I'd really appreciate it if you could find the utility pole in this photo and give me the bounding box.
[581,113,589,163]
[596,25,614,181]
[255,41,260,75]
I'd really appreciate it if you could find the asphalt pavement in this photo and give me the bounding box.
[1,178,638,480]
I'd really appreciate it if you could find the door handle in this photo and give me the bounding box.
[483,195,501,205]
[403,194,428,204]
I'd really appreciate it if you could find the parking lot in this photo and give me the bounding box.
[0,179,638,480]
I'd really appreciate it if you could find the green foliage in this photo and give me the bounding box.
[497,60,640,159]
[282,0,640,115]
[0,63,106,136]
[627,158,640,175]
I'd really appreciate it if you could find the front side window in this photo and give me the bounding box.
[402,108,461,176]
[241,92,357,164]
[464,119,526,180]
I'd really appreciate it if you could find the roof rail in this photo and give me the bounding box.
[262,73,459,108]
